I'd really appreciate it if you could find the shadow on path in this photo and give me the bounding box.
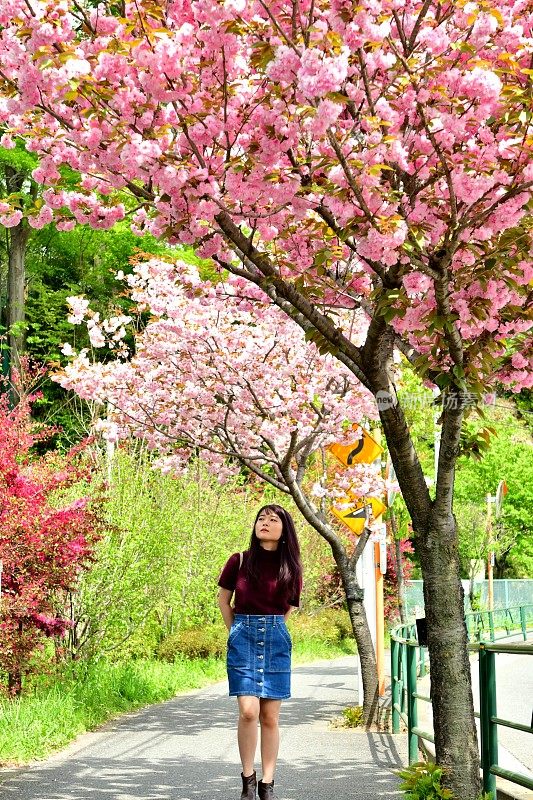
[0,657,407,800]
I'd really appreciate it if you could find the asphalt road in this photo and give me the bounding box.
[0,657,408,800]
[417,649,533,799]
[471,651,533,772]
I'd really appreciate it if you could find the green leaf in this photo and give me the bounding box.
[250,42,275,70]
[325,91,351,104]
[314,248,332,267]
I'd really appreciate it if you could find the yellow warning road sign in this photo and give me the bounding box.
[328,425,383,467]
[331,496,387,534]
[331,502,369,534]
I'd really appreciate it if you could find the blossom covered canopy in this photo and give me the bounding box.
[56,257,384,500]
[0,0,532,390]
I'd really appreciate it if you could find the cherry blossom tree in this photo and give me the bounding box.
[0,0,532,793]
[56,255,386,723]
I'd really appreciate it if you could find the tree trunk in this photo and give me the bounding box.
[390,510,407,624]
[8,621,24,696]
[7,215,29,381]
[342,564,379,727]
[4,166,31,402]
[7,669,22,696]
[380,396,481,799]
[418,512,479,798]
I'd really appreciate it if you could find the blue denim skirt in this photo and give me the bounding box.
[227,614,292,700]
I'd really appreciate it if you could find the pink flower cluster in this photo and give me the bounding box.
[56,258,380,497]
[0,0,529,394]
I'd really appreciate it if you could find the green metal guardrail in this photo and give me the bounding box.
[466,604,533,643]
[390,603,533,799]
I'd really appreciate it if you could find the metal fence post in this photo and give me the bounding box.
[407,644,419,764]
[419,646,426,678]
[401,638,408,717]
[479,647,498,799]
[520,606,527,640]
[391,638,400,734]
[504,609,511,636]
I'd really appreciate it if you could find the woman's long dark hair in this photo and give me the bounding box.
[246,504,302,594]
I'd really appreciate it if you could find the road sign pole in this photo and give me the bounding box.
[372,428,386,698]
[374,539,385,696]
[356,535,376,705]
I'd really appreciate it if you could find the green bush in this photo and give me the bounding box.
[340,705,364,728]
[157,624,228,661]
[156,609,354,662]
[398,763,455,800]
[288,608,353,645]
[398,763,492,800]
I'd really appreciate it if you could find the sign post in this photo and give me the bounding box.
[371,522,387,696]
[328,425,386,705]
[355,526,376,705]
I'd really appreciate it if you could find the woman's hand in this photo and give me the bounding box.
[218,588,235,631]
[284,606,298,622]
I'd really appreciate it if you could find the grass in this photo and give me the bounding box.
[0,657,226,766]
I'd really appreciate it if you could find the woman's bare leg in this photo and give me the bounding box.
[237,696,260,776]
[259,699,282,783]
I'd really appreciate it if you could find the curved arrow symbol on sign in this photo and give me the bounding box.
[346,438,365,465]
[343,506,368,520]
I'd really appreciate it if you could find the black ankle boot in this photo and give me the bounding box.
[240,771,257,800]
[258,779,276,800]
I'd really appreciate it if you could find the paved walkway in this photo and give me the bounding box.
[0,657,407,800]
[417,649,533,800]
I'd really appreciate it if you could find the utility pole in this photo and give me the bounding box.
[486,493,495,611]
[486,480,508,610]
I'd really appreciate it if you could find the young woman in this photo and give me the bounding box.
[218,504,303,800]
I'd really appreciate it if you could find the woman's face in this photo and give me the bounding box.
[255,509,283,549]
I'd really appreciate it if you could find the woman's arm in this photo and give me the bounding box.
[284,606,298,622]
[218,588,235,631]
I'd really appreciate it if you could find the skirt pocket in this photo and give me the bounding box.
[266,623,291,673]
[227,621,250,668]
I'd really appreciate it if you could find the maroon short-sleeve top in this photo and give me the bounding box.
[218,548,301,615]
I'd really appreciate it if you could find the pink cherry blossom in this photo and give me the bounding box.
[0,210,23,227]
[0,0,529,396]
[55,258,381,500]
